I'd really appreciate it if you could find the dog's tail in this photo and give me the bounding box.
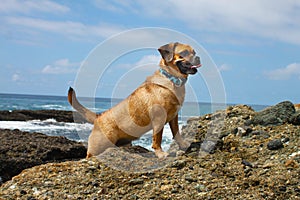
[68,87,97,123]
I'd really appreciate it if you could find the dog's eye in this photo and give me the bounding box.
[179,50,189,58]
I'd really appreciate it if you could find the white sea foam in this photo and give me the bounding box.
[38,104,71,110]
[0,119,92,132]
[0,120,93,142]
[0,119,181,151]
[132,124,183,151]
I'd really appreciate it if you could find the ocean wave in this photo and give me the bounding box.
[36,104,72,110]
[0,119,93,141]
[132,124,182,151]
[0,119,182,152]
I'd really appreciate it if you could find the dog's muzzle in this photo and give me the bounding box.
[176,55,201,75]
[190,56,201,68]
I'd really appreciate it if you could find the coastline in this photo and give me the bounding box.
[0,101,300,199]
[0,110,88,123]
[0,129,87,185]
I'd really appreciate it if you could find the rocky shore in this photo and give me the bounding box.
[0,101,300,199]
[0,129,87,184]
[0,109,88,122]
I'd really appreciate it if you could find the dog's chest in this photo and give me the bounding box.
[173,86,185,105]
[146,73,186,105]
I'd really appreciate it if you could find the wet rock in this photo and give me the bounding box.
[233,126,253,137]
[245,101,295,126]
[128,178,144,185]
[194,184,207,192]
[281,137,290,143]
[242,160,253,168]
[252,130,270,139]
[170,160,186,170]
[267,139,284,150]
[251,130,265,135]
[185,142,201,154]
[1,103,300,199]
[96,146,171,172]
[0,129,86,184]
[226,104,255,119]
[184,174,197,182]
[121,145,151,154]
[237,127,247,136]
[289,111,300,125]
[200,139,223,154]
[0,110,88,123]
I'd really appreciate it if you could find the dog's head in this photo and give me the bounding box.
[158,42,201,75]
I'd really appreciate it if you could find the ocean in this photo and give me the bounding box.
[0,93,267,151]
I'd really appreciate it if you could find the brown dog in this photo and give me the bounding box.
[68,42,201,159]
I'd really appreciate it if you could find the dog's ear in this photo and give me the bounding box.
[158,43,177,63]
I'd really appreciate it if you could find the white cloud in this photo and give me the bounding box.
[2,0,300,45]
[218,64,232,72]
[265,63,300,80]
[42,58,80,74]
[93,0,137,13]
[5,16,124,41]
[0,0,69,14]
[11,73,20,81]
[135,55,161,66]
[95,0,300,45]
[0,1,125,44]
[117,55,161,71]
[134,55,162,72]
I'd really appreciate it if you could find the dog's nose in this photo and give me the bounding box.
[194,56,200,65]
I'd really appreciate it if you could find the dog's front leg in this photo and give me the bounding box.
[152,128,168,159]
[169,114,190,150]
[150,105,169,159]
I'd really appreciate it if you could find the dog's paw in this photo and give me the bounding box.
[155,150,169,159]
[178,140,190,151]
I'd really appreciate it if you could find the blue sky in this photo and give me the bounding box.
[0,0,300,105]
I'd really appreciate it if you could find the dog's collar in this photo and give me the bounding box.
[159,68,187,87]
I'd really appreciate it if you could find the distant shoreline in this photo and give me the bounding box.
[0,109,79,122]
[0,92,270,109]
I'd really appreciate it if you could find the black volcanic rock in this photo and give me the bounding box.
[0,129,87,184]
[245,101,295,126]
[267,139,284,150]
[1,103,300,199]
[0,110,88,123]
[289,111,300,125]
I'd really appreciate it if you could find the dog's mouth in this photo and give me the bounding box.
[176,56,201,75]
[190,64,202,69]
